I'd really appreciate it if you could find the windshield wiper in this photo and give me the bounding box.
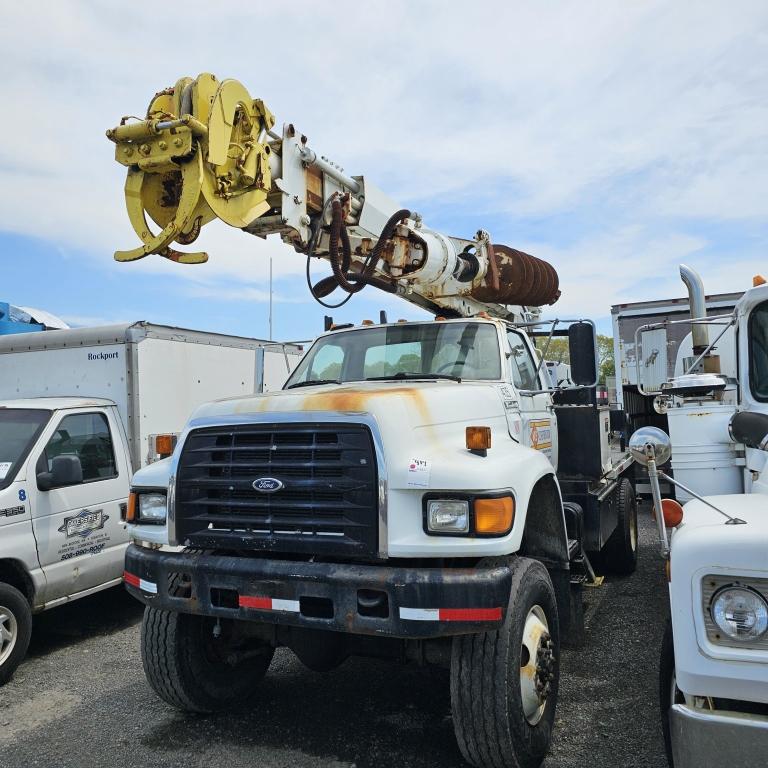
[285,378,341,390]
[365,372,461,383]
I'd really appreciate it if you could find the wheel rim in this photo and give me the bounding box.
[0,605,18,666]
[519,604,555,726]
[629,504,638,552]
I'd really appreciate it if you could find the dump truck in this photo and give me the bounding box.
[107,73,637,768]
[0,322,301,683]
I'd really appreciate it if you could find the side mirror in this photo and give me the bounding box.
[628,426,672,466]
[729,410,768,451]
[568,322,598,386]
[38,455,83,491]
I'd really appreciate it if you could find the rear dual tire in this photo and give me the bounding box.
[451,557,560,768]
[600,478,638,575]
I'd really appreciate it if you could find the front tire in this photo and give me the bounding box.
[451,557,560,768]
[141,607,274,712]
[0,582,32,686]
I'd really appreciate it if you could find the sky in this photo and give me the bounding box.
[1,1,766,341]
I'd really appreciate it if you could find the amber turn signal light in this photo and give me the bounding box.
[126,491,138,523]
[661,498,684,528]
[154,433,176,457]
[466,426,492,452]
[474,496,515,535]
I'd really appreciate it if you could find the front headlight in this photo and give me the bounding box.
[137,492,167,524]
[711,586,768,642]
[427,499,470,533]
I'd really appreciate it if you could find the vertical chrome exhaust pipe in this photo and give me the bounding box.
[680,264,708,354]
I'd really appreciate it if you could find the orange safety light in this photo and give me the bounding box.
[475,496,515,535]
[754,275,767,287]
[126,491,138,523]
[661,498,684,528]
[154,433,176,458]
[466,426,492,452]
[361,319,374,326]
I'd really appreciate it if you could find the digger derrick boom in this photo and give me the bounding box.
[107,73,560,320]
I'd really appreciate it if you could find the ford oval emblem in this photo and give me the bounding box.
[252,477,284,493]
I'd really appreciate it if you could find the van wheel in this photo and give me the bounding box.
[141,607,274,713]
[601,478,638,575]
[451,557,559,768]
[0,582,33,686]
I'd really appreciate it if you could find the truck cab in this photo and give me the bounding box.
[0,398,130,682]
[651,274,768,766]
[125,315,636,768]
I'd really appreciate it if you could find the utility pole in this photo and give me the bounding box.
[269,256,273,341]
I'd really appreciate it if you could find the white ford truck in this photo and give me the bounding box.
[0,322,301,684]
[107,73,639,768]
[630,267,768,766]
[124,314,639,768]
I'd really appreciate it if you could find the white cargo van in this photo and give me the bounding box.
[0,322,302,683]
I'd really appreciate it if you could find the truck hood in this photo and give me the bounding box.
[679,494,768,532]
[194,380,507,430]
[671,494,768,572]
[187,380,527,492]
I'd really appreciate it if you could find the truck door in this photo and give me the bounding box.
[506,329,558,469]
[31,409,128,602]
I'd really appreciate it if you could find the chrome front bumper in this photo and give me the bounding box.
[671,703,768,768]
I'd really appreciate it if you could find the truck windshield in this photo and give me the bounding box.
[0,409,51,490]
[750,300,768,401]
[286,322,502,387]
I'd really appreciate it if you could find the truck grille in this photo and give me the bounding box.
[174,423,379,557]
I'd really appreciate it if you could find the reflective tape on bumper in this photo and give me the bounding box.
[123,570,157,594]
[239,595,301,613]
[400,606,502,622]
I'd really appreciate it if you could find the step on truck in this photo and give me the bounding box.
[628,267,768,767]
[108,73,637,768]
[0,322,302,684]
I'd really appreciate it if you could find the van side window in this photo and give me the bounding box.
[44,412,118,483]
[507,331,540,390]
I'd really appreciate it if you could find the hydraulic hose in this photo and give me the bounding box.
[309,199,411,305]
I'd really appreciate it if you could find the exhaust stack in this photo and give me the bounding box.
[680,264,707,353]
[679,264,719,373]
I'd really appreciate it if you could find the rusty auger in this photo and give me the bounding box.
[106,73,275,264]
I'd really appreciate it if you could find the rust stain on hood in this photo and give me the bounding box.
[237,383,431,423]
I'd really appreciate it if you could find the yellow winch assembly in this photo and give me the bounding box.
[107,73,275,263]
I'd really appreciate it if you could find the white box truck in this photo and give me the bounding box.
[0,322,302,683]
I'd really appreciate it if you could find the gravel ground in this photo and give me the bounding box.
[0,506,668,768]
